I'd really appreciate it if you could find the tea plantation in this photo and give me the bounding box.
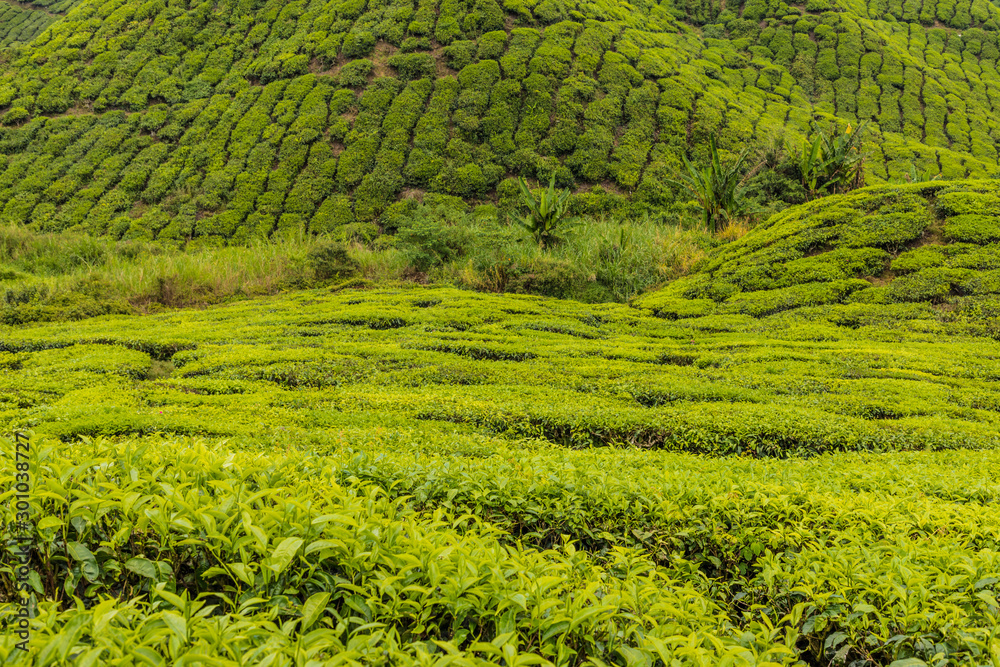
[1,183,999,665]
[0,0,998,239]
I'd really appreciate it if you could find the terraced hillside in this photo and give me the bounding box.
[0,0,80,48]
[0,0,998,242]
[1,183,999,664]
[636,179,1000,340]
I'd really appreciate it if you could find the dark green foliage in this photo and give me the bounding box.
[0,0,994,242]
[406,77,459,186]
[515,174,578,249]
[387,53,435,80]
[799,122,869,198]
[311,195,355,234]
[354,79,431,221]
[609,82,658,189]
[672,136,755,232]
[306,239,357,280]
[477,30,507,61]
[396,203,475,271]
[443,40,477,70]
[464,0,505,35]
[342,31,376,59]
[506,256,593,299]
[339,59,373,88]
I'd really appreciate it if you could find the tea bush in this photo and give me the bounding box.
[637,181,1000,339]
[0,0,997,237]
[0,3,998,662]
[2,198,1000,661]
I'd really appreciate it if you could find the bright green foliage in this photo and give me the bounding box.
[0,0,994,238]
[672,136,754,232]
[515,174,578,248]
[2,179,1000,661]
[1,264,1000,663]
[637,180,1000,338]
[0,436,807,666]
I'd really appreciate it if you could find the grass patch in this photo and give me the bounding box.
[0,213,712,324]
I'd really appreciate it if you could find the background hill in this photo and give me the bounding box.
[0,0,997,245]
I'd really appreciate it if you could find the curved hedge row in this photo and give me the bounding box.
[3,273,999,454]
[635,180,1000,340]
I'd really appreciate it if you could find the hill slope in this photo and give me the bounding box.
[0,0,997,243]
[635,179,1000,339]
[2,182,1000,664]
[2,264,999,664]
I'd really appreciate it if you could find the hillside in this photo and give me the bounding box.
[635,179,1000,339]
[0,0,997,243]
[2,185,1000,661]
[0,0,80,48]
[1,0,1000,661]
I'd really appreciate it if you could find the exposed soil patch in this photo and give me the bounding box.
[864,273,893,286]
[371,42,398,77]
[912,220,945,247]
[309,54,346,77]
[430,45,454,77]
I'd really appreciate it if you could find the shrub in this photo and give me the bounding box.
[307,240,358,281]
[444,40,478,70]
[311,195,355,234]
[944,214,1000,244]
[387,53,436,80]
[434,16,463,44]
[2,107,29,126]
[342,31,376,58]
[507,256,591,299]
[672,135,755,233]
[477,30,507,60]
[891,245,952,273]
[839,202,930,250]
[338,59,373,88]
[885,267,976,303]
[723,279,871,316]
[515,174,579,249]
[463,0,505,35]
[435,163,489,196]
[396,204,475,272]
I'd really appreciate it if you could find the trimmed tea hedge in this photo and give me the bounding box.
[0,0,998,236]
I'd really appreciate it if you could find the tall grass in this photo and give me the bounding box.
[434,215,710,302]
[103,239,314,309]
[0,215,712,324]
[0,227,330,318]
[0,224,113,275]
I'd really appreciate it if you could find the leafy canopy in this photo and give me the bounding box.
[672,136,756,233]
[515,174,580,249]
